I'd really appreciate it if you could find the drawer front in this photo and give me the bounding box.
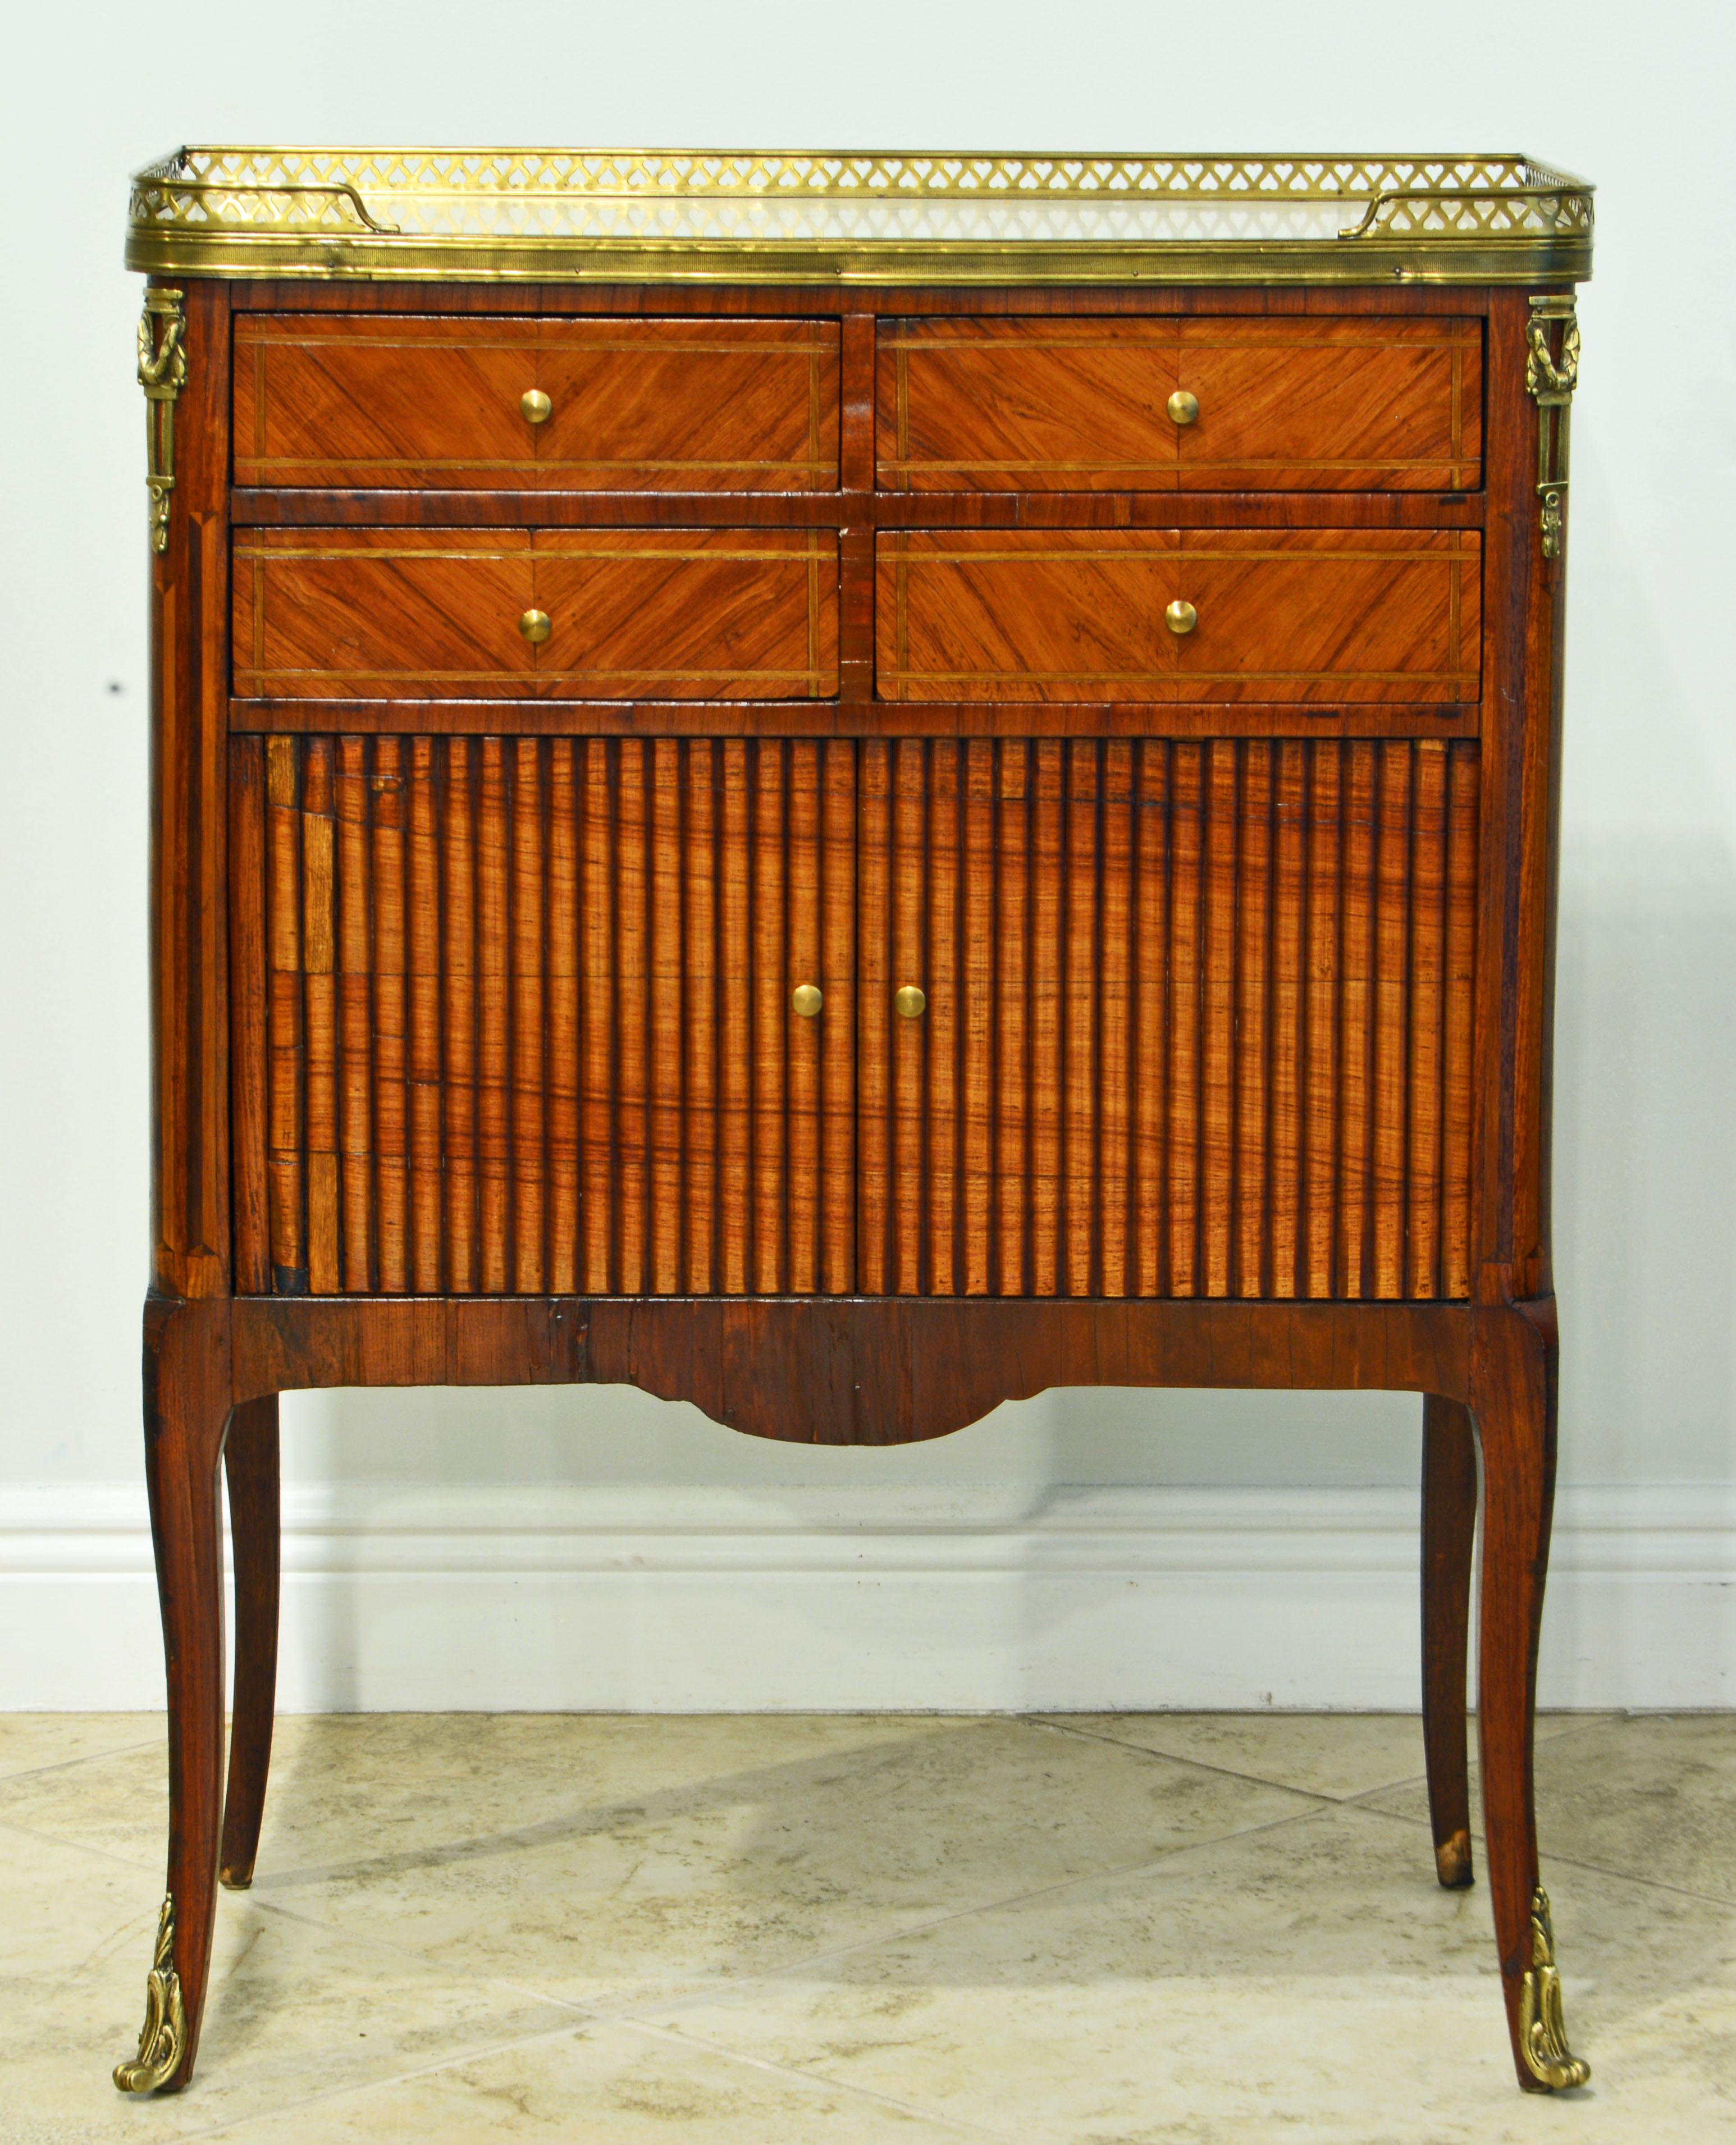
[234,731,1477,1304]
[232,529,839,700]
[876,529,1479,705]
[878,317,1482,491]
[233,316,841,490]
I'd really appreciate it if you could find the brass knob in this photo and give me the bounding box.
[1167,389,1200,426]
[894,985,926,1019]
[519,609,552,646]
[1165,599,1198,637]
[791,982,823,1018]
[520,388,552,424]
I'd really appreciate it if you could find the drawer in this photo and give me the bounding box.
[233,529,839,699]
[876,529,1479,705]
[233,316,840,490]
[877,317,1482,491]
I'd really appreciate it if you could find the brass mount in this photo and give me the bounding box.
[1518,1885,1591,2091]
[1525,294,1580,561]
[113,1894,188,2094]
[136,287,187,556]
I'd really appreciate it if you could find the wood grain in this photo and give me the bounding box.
[152,280,232,1298]
[335,738,374,1291]
[262,736,305,1292]
[876,529,1480,703]
[234,315,840,491]
[878,315,1482,492]
[228,740,271,1295]
[645,737,683,1296]
[300,740,338,1293]
[820,741,857,1293]
[371,738,409,1292]
[512,737,547,1292]
[1268,741,1306,1298]
[234,528,840,700]
[926,742,960,1296]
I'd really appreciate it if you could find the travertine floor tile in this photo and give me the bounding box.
[630,1799,1736,2144]
[204,2018,988,2144]
[242,1717,1310,2009]
[1363,1714,1736,1900]
[0,1858,581,2144]
[1044,1709,1606,1802]
[0,1710,161,1781]
[8,1716,1732,2142]
[0,1819,162,1983]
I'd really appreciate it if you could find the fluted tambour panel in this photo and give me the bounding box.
[852,735,1479,1301]
[249,734,857,1297]
[239,733,1477,1301]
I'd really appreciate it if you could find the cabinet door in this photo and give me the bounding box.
[231,733,856,1296]
[851,735,1481,1301]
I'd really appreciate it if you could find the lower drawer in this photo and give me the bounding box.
[231,730,1479,1303]
[232,528,839,700]
[876,528,1480,705]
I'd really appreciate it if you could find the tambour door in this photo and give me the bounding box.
[232,730,1481,1304]
[231,734,858,1297]
[852,735,1481,1300]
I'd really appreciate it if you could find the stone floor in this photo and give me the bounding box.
[2,1712,1734,2143]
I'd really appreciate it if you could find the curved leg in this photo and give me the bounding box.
[1421,1393,1477,1888]
[220,1394,280,1891]
[115,1298,231,2097]
[1471,1302,1589,2093]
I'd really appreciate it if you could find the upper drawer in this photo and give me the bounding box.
[877,317,1482,492]
[233,529,839,699]
[233,317,841,490]
[876,529,1480,704]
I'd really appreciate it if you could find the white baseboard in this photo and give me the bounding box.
[4,1482,1733,1712]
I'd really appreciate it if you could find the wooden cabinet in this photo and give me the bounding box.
[123,149,1594,2100]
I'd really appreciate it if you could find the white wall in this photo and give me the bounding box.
[2,1,1733,1707]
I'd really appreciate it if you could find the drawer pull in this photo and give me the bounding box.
[1165,599,1198,636]
[1167,389,1200,427]
[518,609,552,646]
[519,388,552,424]
[791,982,824,1018]
[894,985,927,1019]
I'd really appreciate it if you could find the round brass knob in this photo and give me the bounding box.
[894,985,926,1020]
[519,609,552,646]
[791,982,823,1018]
[1167,389,1200,426]
[520,388,552,424]
[1165,599,1198,637]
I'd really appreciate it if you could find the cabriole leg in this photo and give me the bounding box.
[1472,1304,1589,2093]
[1421,1393,1477,1888]
[115,1298,231,2096]
[220,1394,280,1890]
